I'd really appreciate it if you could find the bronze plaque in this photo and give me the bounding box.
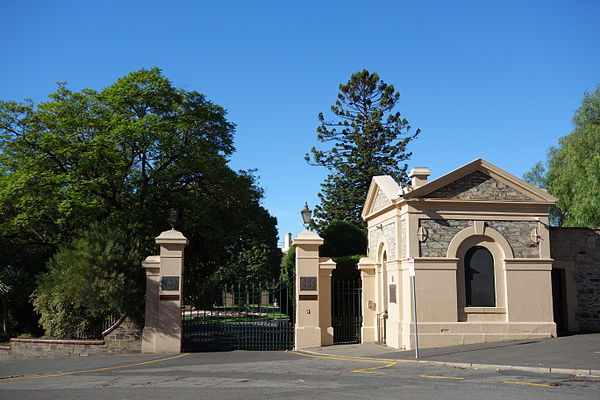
[300,276,317,291]
[299,294,318,301]
[389,284,397,304]
[160,295,180,301]
[161,276,179,291]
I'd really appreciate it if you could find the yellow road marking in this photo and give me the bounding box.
[420,374,464,380]
[353,362,399,374]
[502,380,553,388]
[290,351,400,374]
[1,353,190,382]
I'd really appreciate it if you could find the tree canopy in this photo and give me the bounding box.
[524,84,600,226]
[319,219,367,258]
[306,70,420,229]
[0,68,280,335]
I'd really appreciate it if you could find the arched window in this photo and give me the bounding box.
[465,246,495,307]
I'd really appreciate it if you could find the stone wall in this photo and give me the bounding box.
[0,317,142,360]
[486,220,539,258]
[419,219,471,257]
[368,221,397,259]
[425,171,533,201]
[550,227,600,332]
[419,219,538,258]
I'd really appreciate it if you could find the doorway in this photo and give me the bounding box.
[551,268,568,336]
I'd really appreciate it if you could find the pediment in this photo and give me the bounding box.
[362,176,401,218]
[404,159,557,203]
[424,170,534,201]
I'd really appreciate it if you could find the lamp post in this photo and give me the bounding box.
[168,208,178,230]
[300,203,312,230]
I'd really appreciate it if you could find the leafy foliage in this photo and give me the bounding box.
[331,255,362,281]
[0,265,29,338]
[281,246,295,286]
[525,84,600,226]
[306,70,419,228]
[319,219,367,258]
[0,68,280,334]
[31,223,141,338]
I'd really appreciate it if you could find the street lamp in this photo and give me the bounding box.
[168,208,178,230]
[300,202,312,230]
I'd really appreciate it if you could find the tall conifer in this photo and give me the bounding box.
[306,70,420,228]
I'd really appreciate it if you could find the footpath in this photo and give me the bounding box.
[302,333,600,376]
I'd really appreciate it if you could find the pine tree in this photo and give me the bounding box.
[306,70,420,228]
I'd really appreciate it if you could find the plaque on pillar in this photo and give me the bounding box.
[161,276,180,291]
[389,284,397,303]
[300,276,317,291]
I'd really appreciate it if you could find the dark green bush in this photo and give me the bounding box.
[31,223,143,338]
[319,220,367,258]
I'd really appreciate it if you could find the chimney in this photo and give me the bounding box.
[282,233,292,253]
[408,167,431,188]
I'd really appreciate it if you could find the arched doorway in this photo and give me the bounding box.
[464,246,495,307]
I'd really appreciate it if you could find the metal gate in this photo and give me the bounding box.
[331,279,362,344]
[182,279,294,352]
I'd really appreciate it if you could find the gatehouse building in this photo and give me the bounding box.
[358,158,599,350]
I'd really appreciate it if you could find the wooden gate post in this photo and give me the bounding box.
[293,231,336,350]
[141,229,188,353]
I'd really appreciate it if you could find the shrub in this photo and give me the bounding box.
[332,255,362,280]
[319,220,367,258]
[31,223,143,338]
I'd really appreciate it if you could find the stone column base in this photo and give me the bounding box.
[361,326,376,343]
[295,326,322,350]
[321,326,334,346]
[141,327,157,353]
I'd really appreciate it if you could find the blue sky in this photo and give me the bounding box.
[2,1,599,244]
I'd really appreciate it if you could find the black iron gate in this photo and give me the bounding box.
[332,279,362,344]
[182,279,294,352]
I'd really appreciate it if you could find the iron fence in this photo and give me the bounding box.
[182,279,294,351]
[332,279,362,344]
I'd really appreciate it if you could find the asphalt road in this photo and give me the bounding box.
[1,351,599,400]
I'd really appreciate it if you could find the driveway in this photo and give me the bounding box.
[1,350,599,399]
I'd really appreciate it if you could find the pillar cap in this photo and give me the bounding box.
[319,257,337,270]
[292,230,324,246]
[357,256,377,270]
[155,229,189,246]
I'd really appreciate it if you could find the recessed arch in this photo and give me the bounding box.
[447,224,514,259]
[377,241,388,265]
[454,231,508,311]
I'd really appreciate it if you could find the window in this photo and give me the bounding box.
[465,246,495,307]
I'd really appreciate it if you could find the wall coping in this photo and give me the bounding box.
[10,338,105,345]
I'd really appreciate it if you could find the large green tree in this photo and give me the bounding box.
[0,68,280,335]
[524,84,600,226]
[306,70,420,229]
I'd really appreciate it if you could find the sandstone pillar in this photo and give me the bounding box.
[318,257,336,346]
[141,229,188,353]
[358,258,377,343]
[293,230,336,350]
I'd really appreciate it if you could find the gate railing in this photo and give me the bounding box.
[182,278,295,351]
[332,279,362,344]
[376,312,387,344]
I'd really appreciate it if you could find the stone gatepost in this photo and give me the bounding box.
[293,231,336,350]
[141,229,188,353]
[357,258,377,343]
[318,257,336,346]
